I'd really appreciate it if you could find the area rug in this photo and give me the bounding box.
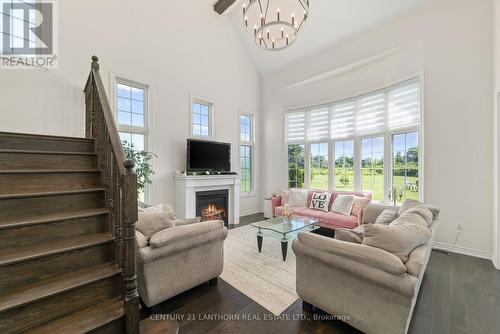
[219,225,299,315]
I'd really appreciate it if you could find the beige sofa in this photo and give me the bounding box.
[136,215,228,307]
[292,202,439,334]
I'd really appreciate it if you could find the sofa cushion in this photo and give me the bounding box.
[289,188,308,207]
[405,243,429,277]
[136,211,175,239]
[174,217,201,226]
[150,220,224,249]
[331,195,355,215]
[375,208,399,225]
[335,226,364,244]
[319,212,359,229]
[309,192,331,212]
[351,196,371,217]
[363,223,432,262]
[136,230,148,248]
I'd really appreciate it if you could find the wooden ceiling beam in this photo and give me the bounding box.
[214,0,237,15]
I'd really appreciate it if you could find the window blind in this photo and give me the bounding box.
[285,78,420,143]
[307,106,329,141]
[286,112,306,143]
[388,80,420,128]
[331,101,355,139]
[355,92,386,134]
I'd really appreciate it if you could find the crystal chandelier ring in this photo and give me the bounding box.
[243,0,310,51]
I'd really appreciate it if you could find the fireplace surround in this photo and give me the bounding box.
[174,174,240,225]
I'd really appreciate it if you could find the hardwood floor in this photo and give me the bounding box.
[140,213,500,334]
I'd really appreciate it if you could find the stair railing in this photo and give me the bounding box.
[84,56,139,334]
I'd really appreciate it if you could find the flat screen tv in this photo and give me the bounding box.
[187,139,231,172]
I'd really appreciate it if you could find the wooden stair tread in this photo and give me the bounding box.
[0,131,94,142]
[0,149,97,155]
[0,208,109,229]
[0,263,121,312]
[27,298,124,334]
[0,169,100,174]
[0,187,105,200]
[0,233,113,266]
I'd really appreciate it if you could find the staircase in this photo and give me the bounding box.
[0,57,140,333]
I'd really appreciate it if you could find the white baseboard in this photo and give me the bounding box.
[433,241,492,260]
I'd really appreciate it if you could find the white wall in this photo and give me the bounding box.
[0,0,262,216]
[262,0,494,257]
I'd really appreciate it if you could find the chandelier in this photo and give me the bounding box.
[242,0,310,51]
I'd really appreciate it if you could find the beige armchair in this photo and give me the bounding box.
[292,202,438,334]
[136,218,228,307]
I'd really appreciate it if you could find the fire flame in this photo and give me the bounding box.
[202,204,226,221]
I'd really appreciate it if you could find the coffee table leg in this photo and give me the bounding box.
[281,240,288,261]
[257,234,263,253]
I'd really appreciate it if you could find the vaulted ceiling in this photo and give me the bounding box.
[215,0,425,75]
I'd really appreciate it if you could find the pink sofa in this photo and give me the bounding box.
[272,190,372,230]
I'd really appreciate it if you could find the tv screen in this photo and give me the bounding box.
[187,139,231,172]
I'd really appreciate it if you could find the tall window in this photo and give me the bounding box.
[310,143,328,190]
[191,99,213,138]
[288,144,305,188]
[392,132,419,202]
[240,114,253,193]
[285,78,422,202]
[334,140,354,191]
[361,137,384,201]
[116,80,147,151]
[115,78,148,201]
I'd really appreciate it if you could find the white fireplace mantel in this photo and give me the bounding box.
[173,174,240,225]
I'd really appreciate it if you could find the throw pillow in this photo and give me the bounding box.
[390,211,428,228]
[331,195,355,216]
[363,223,432,262]
[135,211,175,239]
[143,203,176,220]
[334,225,364,244]
[405,206,433,226]
[309,192,332,212]
[289,188,308,207]
[375,208,399,225]
[351,197,371,217]
[398,198,440,221]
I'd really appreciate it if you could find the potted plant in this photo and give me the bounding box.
[122,140,157,197]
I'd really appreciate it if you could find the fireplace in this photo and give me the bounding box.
[196,189,228,226]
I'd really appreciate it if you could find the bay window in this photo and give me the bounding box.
[285,78,422,203]
[361,136,384,201]
[309,143,328,190]
[334,140,354,191]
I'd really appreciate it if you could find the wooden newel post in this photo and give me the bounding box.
[122,159,139,334]
[84,56,100,139]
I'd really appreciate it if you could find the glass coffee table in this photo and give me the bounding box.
[250,216,319,261]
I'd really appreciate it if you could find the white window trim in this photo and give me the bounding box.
[190,94,215,139]
[283,74,424,204]
[239,111,255,197]
[110,73,152,203]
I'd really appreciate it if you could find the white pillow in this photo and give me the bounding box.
[309,192,331,212]
[289,188,308,207]
[331,195,355,215]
